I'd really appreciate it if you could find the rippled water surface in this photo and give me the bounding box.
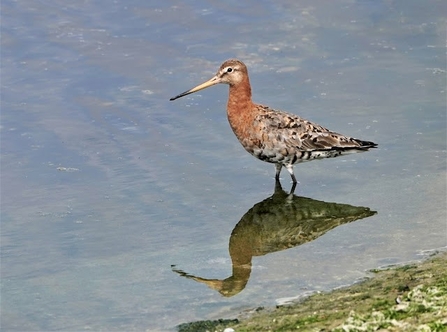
[1,0,446,330]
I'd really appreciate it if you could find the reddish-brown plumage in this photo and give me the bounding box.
[170,59,377,187]
[227,76,255,149]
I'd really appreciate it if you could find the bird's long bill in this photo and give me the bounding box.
[170,75,220,101]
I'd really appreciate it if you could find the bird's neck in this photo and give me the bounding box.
[228,76,255,112]
[227,77,255,139]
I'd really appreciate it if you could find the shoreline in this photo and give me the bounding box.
[178,251,447,331]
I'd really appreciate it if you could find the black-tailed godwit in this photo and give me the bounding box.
[170,59,377,187]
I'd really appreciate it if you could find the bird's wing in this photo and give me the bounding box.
[255,106,372,151]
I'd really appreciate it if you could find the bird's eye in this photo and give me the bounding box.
[226,67,233,73]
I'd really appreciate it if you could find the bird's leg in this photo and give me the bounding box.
[274,177,283,193]
[275,164,282,181]
[285,164,297,184]
[289,182,297,195]
[282,164,297,194]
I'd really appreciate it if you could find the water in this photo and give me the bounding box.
[1,0,446,330]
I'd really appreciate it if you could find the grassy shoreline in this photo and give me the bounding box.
[178,252,447,332]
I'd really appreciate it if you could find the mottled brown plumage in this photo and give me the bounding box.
[170,59,377,185]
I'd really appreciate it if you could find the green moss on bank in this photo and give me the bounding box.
[179,252,447,332]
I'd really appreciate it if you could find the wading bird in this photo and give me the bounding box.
[170,59,377,188]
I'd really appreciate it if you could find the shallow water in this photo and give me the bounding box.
[1,0,446,330]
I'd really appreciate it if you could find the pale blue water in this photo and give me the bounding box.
[1,0,446,331]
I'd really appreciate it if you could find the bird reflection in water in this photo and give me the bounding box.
[172,181,376,297]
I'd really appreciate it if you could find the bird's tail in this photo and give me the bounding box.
[351,138,378,150]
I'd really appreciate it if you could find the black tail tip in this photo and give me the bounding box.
[354,138,377,149]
